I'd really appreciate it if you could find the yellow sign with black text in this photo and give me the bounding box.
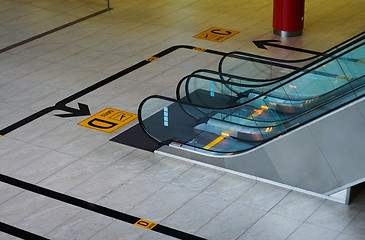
[78,108,138,133]
[134,219,157,230]
[194,27,239,42]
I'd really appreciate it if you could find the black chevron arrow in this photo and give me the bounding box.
[253,40,321,55]
[55,103,91,118]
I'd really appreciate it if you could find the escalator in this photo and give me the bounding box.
[138,32,365,196]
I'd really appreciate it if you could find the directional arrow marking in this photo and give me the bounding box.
[54,103,91,118]
[0,45,226,136]
[253,40,321,55]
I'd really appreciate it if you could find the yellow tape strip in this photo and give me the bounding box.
[247,109,264,119]
[336,75,352,81]
[145,56,159,62]
[193,47,207,52]
[134,219,157,230]
[203,136,225,150]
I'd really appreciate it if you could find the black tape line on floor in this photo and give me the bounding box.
[0,46,226,137]
[0,8,110,54]
[0,221,50,240]
[0,174,206,240]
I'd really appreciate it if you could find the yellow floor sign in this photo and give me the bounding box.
[194,27,239,42]
[78,108,138,133]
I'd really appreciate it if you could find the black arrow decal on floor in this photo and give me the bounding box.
[54,103,91,118]
[0,45,225,137]
[253,39,321,55]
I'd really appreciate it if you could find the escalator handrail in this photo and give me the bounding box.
[176,32,365,101]
[179,35,365,108]
[218,31,365,77]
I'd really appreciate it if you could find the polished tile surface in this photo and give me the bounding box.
[0,0,365,239]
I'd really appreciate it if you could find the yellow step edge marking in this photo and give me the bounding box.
[193,47,207,52]
[203,136,225,150]
[357,60,365,64]
[134,219,157,230]
[145,56,159,62]
[247,109,264,119]
[336,75,352,81]
[0,135,2,137]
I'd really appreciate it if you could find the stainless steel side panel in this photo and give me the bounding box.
[158,97,365,195]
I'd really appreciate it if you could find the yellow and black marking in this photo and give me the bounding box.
[78,108,137,133]
[194,27,239,42]
[134,219,158,230]
[336,75,352,81]
[193,47,207,52]
[145,56,159,62]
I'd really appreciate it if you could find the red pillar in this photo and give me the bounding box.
[273,0,305,37]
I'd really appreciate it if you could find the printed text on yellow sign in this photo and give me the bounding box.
[78,108,138,133]
[134,219,157,230]
[194,27,239,42]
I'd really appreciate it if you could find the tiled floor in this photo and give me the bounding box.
[0,0,365,239]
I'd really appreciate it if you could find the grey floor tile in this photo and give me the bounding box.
[66,165,138,202]
[82,141,136,165]
[196,201,267,240]
[171,165,224,192]
[139,231,176,240]
[0,183,23,205]
[203,173,257,201]
[88,220,148,240]
[56,130,111,158]
[140,157,194,183]
[31,120,89,150]
[128,183,199,223]
[270,191,325,221]
[5,84,57,109]
[12,151,78,183]
[46,211,114,240]
[112,149,163,173]
[0,191,50,224]
[0,232,19,240]
[161,192,231,234]
[0,136,24,156]
[15,201,81,236]
[237,182,290,211]
[237,212,302,240]
[343,210,365,239]
[336,233,365,240]
[287,222,340,240]
[97,175,168,213]
[38,159,106,193]
[0,143,53,175]
[306,200,363,232]
[4,114,66,143]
